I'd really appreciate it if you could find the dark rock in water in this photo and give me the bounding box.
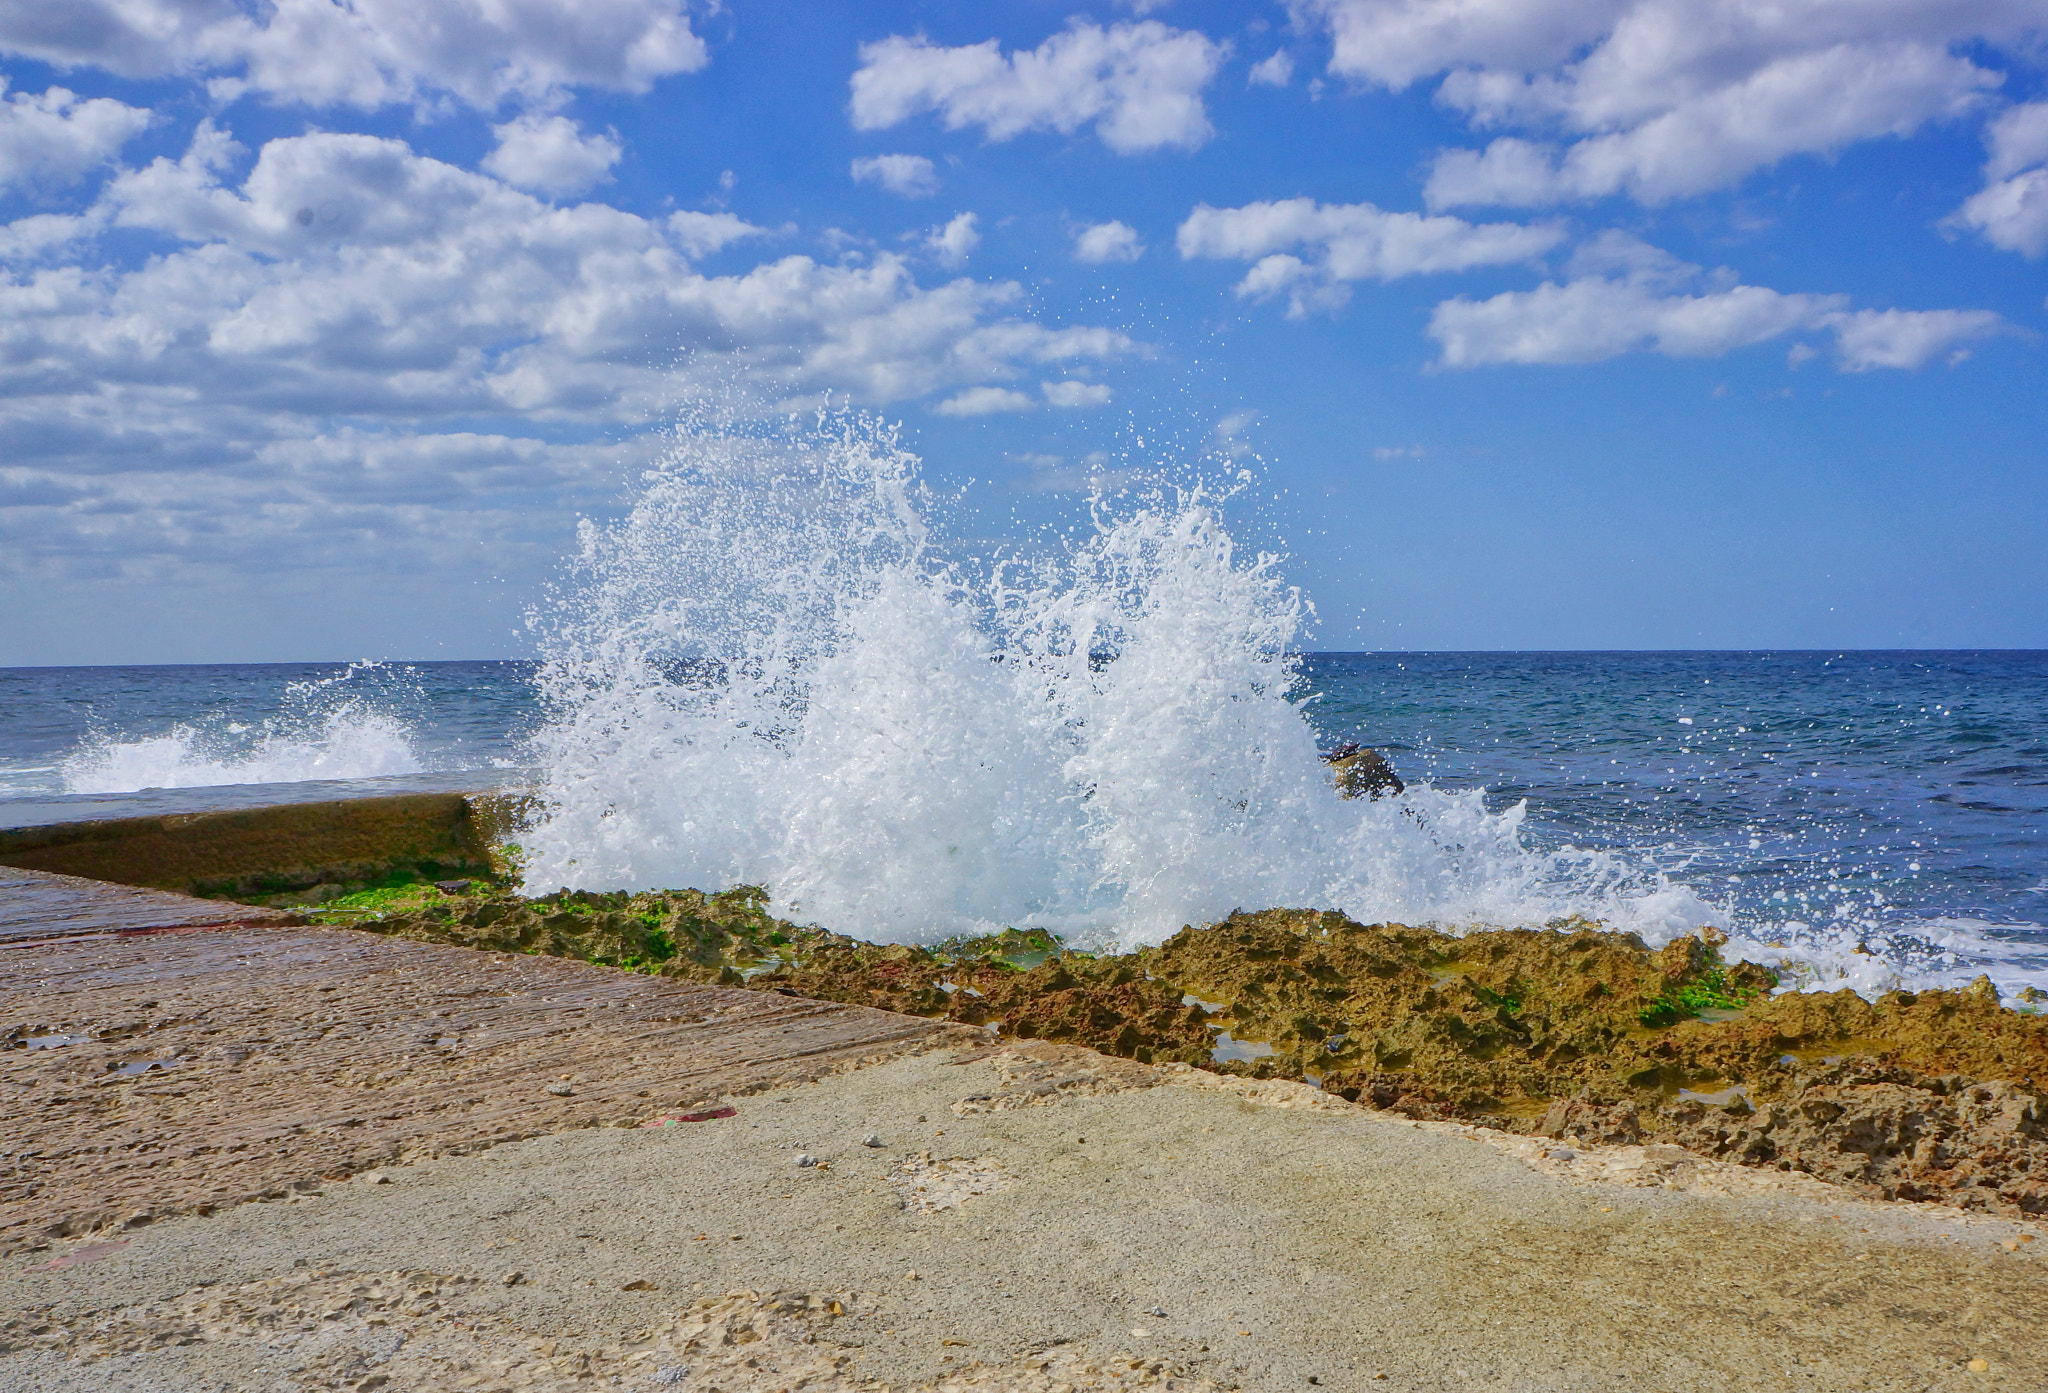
[1321,743,1404,799]
[435,879,473,895]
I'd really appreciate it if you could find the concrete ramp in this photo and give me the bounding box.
[0,865,295,945]
[1,910,976,1253]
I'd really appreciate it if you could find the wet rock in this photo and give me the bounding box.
[1321,744,1404,800]
[1539,1092,1644,1146]
[1660,1061,2048,1214]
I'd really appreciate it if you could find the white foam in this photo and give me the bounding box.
[61,667,424,793]
[517,411,2043,1000]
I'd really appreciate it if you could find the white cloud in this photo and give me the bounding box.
[482,114,621,197]
[1073,219,1144,263]
[1428,44,1996,207]
[0,0,709,111]
[1012,448,1141,493]
[1985,101,2048,182]
[0,80,152,193]
[1249,51,1294,88]
[924,211,980,268]
[935,385,1035,415]
[1830,307,2003,371]
[850,20,1228,154]
[1177,196,1563,315]
[1426,232,2001,370]
[1950,103,2048,257]
[0,127,1134,590]
[1295,0,2038,208]
[1043,379,1113,408]
[1952,168,2048,257]
[851,153,940,198]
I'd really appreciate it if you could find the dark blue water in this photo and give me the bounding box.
[1304,652,2048,949]
[3,653,2042,992]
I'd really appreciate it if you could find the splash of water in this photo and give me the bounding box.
[61,664,424,792]
[521,412,1742,960]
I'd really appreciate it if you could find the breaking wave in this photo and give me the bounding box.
[523,417,1687,937]
[518,409,2043,999]
[61,664,425,792]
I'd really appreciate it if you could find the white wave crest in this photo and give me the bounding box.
[61,682,424,794]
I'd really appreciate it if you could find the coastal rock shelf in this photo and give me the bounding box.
[333,888,2048,1218]
[0,921,975,1253]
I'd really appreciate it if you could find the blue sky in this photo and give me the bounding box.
[1,0,2044,664]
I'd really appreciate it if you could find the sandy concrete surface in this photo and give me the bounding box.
[0,866,292,945]
[2,923,975,1251]
[4,1042,2045,1393]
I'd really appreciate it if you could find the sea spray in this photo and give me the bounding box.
[61,661,425,792]
[520,410,1740,954]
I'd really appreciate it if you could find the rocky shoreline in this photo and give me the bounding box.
[287,882,2048,1218]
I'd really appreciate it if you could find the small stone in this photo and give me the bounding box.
[650,1367,690,1386]
[861,1133,884,1148]
[1968,1358,1990,1372]
[363,1170,391,1185]
[1545,1147,1577,1162]
[1146,1306,1167,1318]
[500,1271,523,1286]
[545,1082,574,1097]
[796,1153,818,1167]
[906,1269,920,1280]
[622,1279,658,1292]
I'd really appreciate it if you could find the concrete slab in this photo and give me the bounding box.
[3,1045,2046,1392]
[1,922,977,1253]
[0,866,293,945]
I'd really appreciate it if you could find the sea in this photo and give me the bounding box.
[4,649,2042,1002]
[2,416,2042,1002]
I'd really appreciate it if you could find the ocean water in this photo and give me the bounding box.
[1,417,2041,1000]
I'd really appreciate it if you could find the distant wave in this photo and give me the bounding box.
[61,670,425,793]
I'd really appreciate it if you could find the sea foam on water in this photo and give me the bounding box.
[60,664,424,793]
[519,411,1734,957]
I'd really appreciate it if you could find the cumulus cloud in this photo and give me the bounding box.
[1427,232,2001,369]
[1829,307,2004,371]
[1043,379,1113,407]
[1249,51,1294,88]
[924,211,980,268]
[0,127,1134,591]
[934,385,1035,415]
[0,0,710,110]
[850,20,1227,154]
[1294,0,2037,208]
[1950,102,2048,257]
[1073,219,1144,263]
[0,80,152,193]
[850,153,939,198]
[481,114,621,197]
[1177,196,1563,315]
